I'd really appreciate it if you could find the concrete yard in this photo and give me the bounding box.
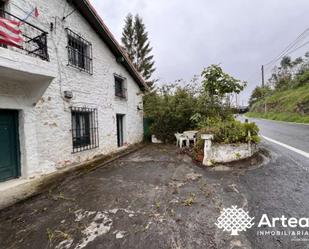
[1,142,308,249]
[0,144,254,249]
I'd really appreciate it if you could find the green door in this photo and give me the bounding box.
[0,110,20,182]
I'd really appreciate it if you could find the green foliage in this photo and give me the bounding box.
[201,65,246,97]
[295,70,309,87]
[246,112,309,124]
[249,51,309,124]
[121,13,156,86]
[248,86,272,107]
[144,84,198,143]
[196,117,260,148]
[250,84,309,121]
[144,66,249,143]
[121,14,135,62]
[268,54,309,91]
[197,65,247,118]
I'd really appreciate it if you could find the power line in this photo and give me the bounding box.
[258,40,309,89]
[285,40,309,56]
[264,27,309,66]
[264,40,309,69]
[264,27,309,67]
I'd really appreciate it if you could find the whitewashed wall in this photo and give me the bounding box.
[0,0,144,178]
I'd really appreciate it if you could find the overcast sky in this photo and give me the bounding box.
[90,0,309,104]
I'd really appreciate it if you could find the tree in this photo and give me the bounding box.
[248,86,272,107]
[269,56,306,90]
[201,65,246,97]
[121,14,156,86]
[280,56,292,70]
[201,65,246,111]
[121,14,135,63]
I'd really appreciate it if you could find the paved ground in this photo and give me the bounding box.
[1,123,309,249]
[0,144,259,249]
[241,116,309,249]
[242,116,309,153]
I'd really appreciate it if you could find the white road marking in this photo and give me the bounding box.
[262,135,309,159]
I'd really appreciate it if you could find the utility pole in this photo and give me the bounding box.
[261,65,265,87]
[261,65,267,113]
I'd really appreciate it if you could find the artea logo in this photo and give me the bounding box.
[215,205,255,235]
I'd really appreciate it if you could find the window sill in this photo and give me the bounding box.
[72,145,99,154]
[115,95,127,101]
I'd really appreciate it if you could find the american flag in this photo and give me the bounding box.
[0,17,23,48]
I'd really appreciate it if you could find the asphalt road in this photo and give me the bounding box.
[243,116,309,154]
[239,116,309,248]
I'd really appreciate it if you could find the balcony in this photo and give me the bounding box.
[1,11,49,61]
[0,11,55,108]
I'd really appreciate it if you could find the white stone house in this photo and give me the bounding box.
[0,0,148,183]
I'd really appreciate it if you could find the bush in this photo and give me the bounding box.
[295,70,309,87]
[144,66,248,143]
[144,84,198,143]
[195,117,260,150]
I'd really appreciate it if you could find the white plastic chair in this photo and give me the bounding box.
[183,131,197,146]
[175,133,188,148]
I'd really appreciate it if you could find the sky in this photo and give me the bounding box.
[90,0,309,105]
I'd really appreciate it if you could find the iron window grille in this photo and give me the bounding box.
[66,28,93,74]
[114,75,127,99]
[71,107,99,153]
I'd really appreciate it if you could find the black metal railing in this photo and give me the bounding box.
[0,11,49,61]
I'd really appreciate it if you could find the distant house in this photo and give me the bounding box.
[0,0,147,183]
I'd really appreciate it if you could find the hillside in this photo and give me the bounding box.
[247,84,309,123]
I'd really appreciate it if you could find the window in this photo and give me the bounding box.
[71,107,99,153]
[66,28,92,74]
[114,75,127,99]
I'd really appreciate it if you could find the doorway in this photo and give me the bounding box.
[0,110,20,182]
[116,114,125,147]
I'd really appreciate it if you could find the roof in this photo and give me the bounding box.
[70,0,148,91]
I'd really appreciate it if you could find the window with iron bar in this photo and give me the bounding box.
[66,28,93,74]
[114,75,127,99]
[71,107,99,153]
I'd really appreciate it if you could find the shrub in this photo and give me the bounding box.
[295,70,309,87]
[195,117,260,150]
[144,66,248,143]
[144,84,198,143]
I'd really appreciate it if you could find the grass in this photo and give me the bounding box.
[251,84,309,112]
[246,112,309,124]
[182,193,196,206]
[249,84,309,124]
